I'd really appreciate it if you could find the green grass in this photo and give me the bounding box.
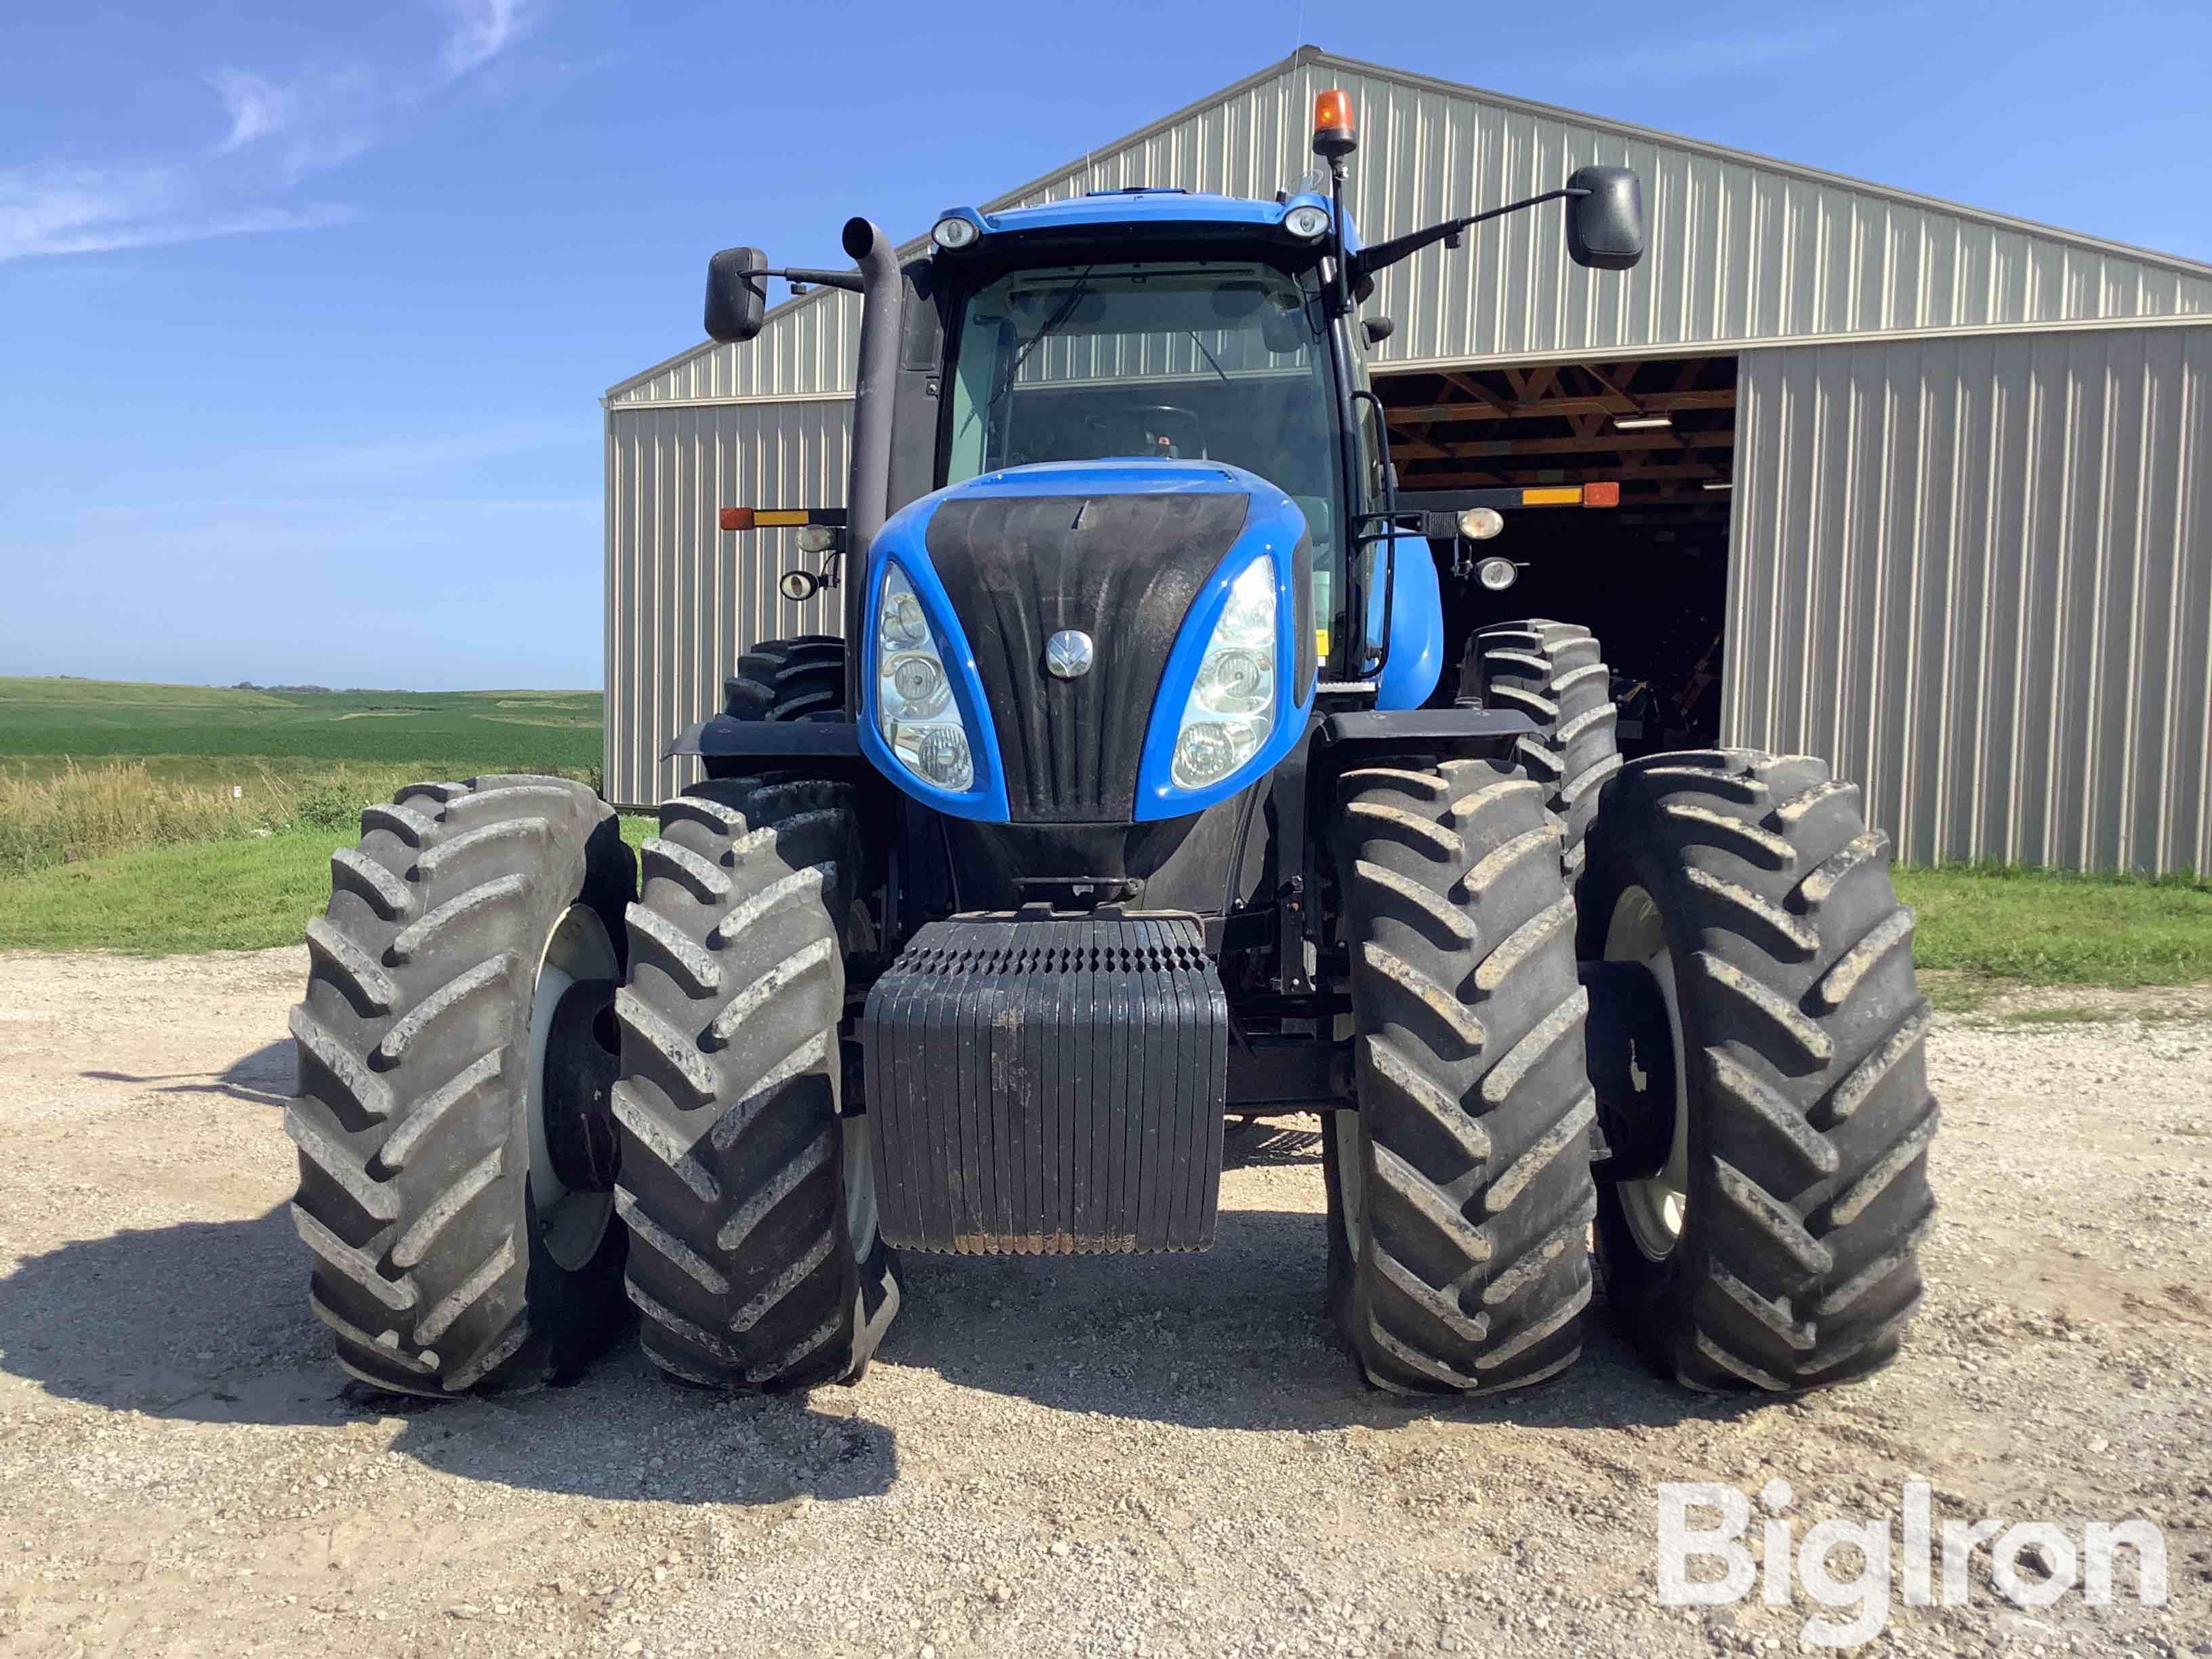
[0,831,341,954]
[0,676,600,773]
[0,814,663,955]
[12,824,2211,971]
[1892,861,2212,987]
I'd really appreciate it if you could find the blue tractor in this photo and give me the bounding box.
[289,90,1936,1402]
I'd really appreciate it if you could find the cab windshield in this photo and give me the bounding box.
[942,260,1345,617]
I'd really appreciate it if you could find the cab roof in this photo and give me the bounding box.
[933,184,1359,252]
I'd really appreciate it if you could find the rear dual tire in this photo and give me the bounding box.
[724,636,847,722]
[1460,619,1622,890]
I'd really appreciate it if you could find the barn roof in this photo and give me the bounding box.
[607,45,2212,409]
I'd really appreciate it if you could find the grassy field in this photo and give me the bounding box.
[0,676,600,773]
[0,676,600,877]
[0,813,655,953]
[3,676,2207,1005]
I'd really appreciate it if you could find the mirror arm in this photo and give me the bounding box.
[766,266,866,294]
[1349,186,1582,284]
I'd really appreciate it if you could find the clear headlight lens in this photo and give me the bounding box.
[876,565,974,792]
[1283,204,1330,240]
[1171,560,1277,790]
[880,586,930,649]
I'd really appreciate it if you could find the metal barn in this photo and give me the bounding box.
[603,46,2212,874]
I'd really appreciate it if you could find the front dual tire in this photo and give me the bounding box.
[1325,759,1599,1395]
[1322,740,1935,1399]
[1580,750,1937,1393]
[289,744,1930,1404]
[613,779,899,1391]
[289,776,635,1396]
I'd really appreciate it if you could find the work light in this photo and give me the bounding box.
[930,215,979,251]
[1283,204,1330,240]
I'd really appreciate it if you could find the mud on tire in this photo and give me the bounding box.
[1324,758,1599,1395]
[1580,749,1937,1393]
[288,775,635,1396]
[614,779,899,1390]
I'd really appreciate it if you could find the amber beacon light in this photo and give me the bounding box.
[1311,88,1356,159]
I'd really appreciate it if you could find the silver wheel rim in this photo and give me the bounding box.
[529,905,619,1272]
[1332,1109,1366,1254]
[1330,1010,1366,1255]
[844,1115,878,1250]
[840,899,881,1256]
[1604,886,1692,1262]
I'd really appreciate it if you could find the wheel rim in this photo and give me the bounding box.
[839,899,882,1254]
[1331,1110,1366,1252]
[844,1115,878,1250]
[529,905,621,1272]
[1330,1008,1366,1256]
[1604,886,1692,1262]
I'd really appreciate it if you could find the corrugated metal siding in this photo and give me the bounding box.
[603,400,853,805]
[609,50,2212,406]
[1725,325,2212,875]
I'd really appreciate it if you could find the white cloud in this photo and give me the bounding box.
[438,0,535,79]
[211,68,288,152]
[0,174,352,261]
[1,6,541,263]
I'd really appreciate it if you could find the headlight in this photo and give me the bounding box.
[1283,204,1330,240]
[930,215,979,251]
[876,565,974,792]
[1171,560,1277,790]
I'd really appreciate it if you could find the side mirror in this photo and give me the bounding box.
[1361,315,1395,349]
[1565,167,1645,271]
[704,246,769,343]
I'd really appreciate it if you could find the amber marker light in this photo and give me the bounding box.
[1312,89,1356,158]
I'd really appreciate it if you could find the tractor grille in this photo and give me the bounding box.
[926,492,1248,821]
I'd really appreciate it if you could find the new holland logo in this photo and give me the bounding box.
[1044,630,1094,680]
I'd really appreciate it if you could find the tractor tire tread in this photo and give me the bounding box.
[289,774,634,1397]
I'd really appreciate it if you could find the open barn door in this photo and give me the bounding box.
[1379,354,1738,754]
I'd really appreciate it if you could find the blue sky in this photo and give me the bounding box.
[4,1,2207,690]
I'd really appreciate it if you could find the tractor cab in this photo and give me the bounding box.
[924,186,1367,671]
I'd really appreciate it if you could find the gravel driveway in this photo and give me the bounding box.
[0,947,2205,1657]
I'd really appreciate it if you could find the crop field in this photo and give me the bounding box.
[0,676,600,774]
[0,676,607,903]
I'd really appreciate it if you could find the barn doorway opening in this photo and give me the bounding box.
[1379,354,1738,755]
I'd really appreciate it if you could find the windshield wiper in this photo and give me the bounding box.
[987,266,1097,414]
[1186,330,1231,386]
